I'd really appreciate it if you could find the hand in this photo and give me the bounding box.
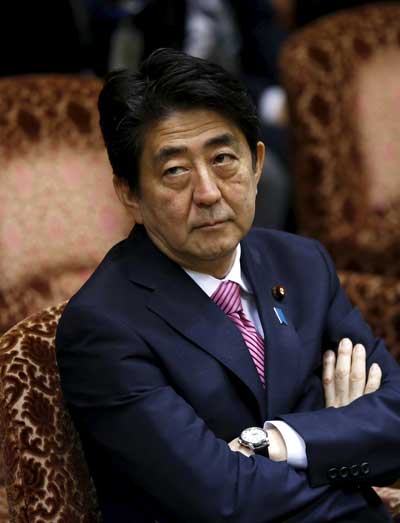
[323,338,382,408]
[267,427,287,462]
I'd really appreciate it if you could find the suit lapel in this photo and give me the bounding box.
[125,227,266,421]
[241,237,303,419]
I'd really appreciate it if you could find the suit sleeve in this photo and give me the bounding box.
[56,303,369,523]
[278,240,400,488]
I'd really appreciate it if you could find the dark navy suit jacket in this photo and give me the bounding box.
[56,225,400,522]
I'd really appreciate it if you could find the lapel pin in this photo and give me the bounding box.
[273,307,288,325]
[272,284,286,301]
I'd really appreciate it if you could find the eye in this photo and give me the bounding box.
[214,153,236,165]
[164,165,188,176]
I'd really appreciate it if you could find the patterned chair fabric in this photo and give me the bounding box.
[376,484,400,521]
[0,302,101,522]
[279,4,400,361]
[0,74,132,335]
[338,271,400,363]
[280,6,400,516]
[0,305,398,522]
[279,3,400,277]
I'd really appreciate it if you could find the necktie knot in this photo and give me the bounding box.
[211,280,242,316]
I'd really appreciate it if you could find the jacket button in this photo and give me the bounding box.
[360,462,370,475]
[340,466,349,478]
[350,464,360,477]
[328,467,338,480]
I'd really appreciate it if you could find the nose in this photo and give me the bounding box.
[192,165,222,207]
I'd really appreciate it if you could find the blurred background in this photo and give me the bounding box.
[0,1,400,521]
[1,0,399,231]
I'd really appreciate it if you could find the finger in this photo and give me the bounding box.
[349,344,366,402]
[335,338,353,406]
[238,447,254,457]
[228,438,240,451]
[228,438,253,457]
[365,363,382,394]
[323,350,336,407]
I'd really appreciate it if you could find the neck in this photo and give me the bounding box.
[141,225,238,278]
[180,252,236,279]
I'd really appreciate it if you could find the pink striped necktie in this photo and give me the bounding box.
[211,280,265,387]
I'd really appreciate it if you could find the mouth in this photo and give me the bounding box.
[195,220,227,229]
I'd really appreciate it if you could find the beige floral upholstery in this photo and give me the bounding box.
[279,4,400,361]
[280,3,400,277]
[0,302,101,522]
[0,74,132,334]
[280,5,400,517]
[0,305,397,523]
[374,484,400,520]
[0,303,398,523]
[338,271,400,363]
[0,75,129,520]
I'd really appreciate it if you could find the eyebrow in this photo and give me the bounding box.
[204,133,239,150]
[154,133,240,165]
[155,145,188,165]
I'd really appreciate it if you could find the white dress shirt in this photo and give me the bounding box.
[184,244,307,469]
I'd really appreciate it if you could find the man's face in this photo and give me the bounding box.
[124,109,264,277]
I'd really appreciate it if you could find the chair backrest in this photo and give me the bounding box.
[338,270,400,362]
[0,302,101,522]
[0,74,132,333]
[279,3,400,276]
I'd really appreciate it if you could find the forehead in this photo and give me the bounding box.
[140,108,248,163]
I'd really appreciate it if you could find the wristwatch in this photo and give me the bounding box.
[238,427,270,457]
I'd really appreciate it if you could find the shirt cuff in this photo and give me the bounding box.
[264,420,308,469]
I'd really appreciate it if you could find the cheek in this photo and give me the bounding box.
[164,196,190,220]
[228,175,257,209]
[231,163,257,190]
[142,186,182,213]
[150,192,192,231]
[228,186,257,230]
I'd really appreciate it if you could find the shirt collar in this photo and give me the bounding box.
[183,244,252,297]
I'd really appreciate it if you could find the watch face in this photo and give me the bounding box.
[241,427,267,446]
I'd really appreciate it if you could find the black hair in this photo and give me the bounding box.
[98,48,260,192]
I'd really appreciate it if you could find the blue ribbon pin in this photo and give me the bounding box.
[273,307,288,325]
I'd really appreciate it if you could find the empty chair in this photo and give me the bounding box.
[0,74,132,334]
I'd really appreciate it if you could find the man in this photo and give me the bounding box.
[56,48,400,522]
[183,0,292,230]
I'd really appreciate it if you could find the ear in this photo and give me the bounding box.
[113,176,143,224]
[254,141,265,187]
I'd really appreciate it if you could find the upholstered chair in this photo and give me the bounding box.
[0,74,132,335]
[280,5,400,517]
[0,305,399,522]
[279,3,400,362]
[0,302,101,522]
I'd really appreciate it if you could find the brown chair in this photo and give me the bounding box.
[279,3,400,362]
[0,306,398,522]
[0,74,132,335]
[0,74,132,521]
[0,302,101,522]
[280,4,400,518]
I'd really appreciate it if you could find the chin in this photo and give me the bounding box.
[197,239,238,261]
